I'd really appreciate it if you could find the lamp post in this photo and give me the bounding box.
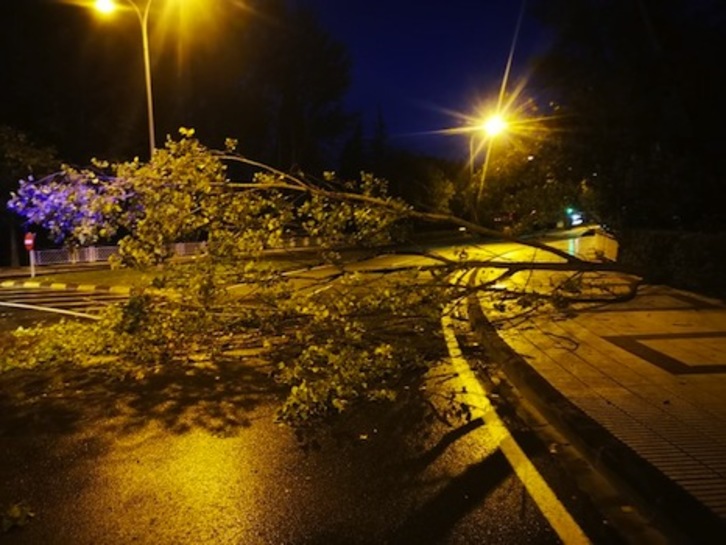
[94,0,157,158]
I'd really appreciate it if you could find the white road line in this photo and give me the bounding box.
[442,275,590,545]
[0,301,99,321]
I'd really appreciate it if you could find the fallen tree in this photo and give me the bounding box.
[3,129,636,430]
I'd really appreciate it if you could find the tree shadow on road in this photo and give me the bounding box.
[390,449,512,544]
[0,356,284,439]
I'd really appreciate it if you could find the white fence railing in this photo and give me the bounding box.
[170,242,207,257]
[32,238,324,267]
[33,242,209,266]
[34,246,120,266]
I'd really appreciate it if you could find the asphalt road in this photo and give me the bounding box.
[0,307,50,333]
[0,235,626,544]
[0,354,623,544]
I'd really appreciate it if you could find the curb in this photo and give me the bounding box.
[0,279,130,296]
[465,295,726,544]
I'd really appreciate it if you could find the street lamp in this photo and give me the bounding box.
[483,114,507,138]
[468,0,525,222]
[469,113,508,219]
[468,114,507,178]
[94,0,157,158]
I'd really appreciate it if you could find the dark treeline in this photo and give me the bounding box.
[0,0,460,264]
[0,0,353,171]
[530,0,726,232]
[2,0,726,269]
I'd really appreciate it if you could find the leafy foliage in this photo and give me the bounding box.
[3,130,613,431]
[270,270,452,426]
[475,133,584,233]
[0,125,58,265]
[0,126,58,189]
[3,131,437,427]
[2,322,90,371]
[7,166,131,246]
[1,503,34,533]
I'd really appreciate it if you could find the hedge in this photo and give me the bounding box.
[618,230,726,300]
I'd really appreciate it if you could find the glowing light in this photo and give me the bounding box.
[94,0,116,14]
[483,114,507,137]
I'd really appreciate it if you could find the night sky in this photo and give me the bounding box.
[303,0,548,159]
[0,0,547,163]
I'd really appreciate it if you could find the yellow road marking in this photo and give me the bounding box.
[442,284,590,544]
[77,284,98,292]
[109,285,131,295]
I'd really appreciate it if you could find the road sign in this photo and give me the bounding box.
[24,232,35,251]
[24,233,36,278]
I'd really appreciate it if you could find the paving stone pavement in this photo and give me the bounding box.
[474,234,726,540]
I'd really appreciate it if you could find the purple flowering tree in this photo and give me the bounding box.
[7,166,134,247]
[6,129,228,265]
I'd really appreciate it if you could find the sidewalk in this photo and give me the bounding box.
[0,262,111,280]
[473,239,726,541]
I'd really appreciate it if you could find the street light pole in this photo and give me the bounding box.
[469,133,475,179]
[137,1,156,158]
[95,0,156,158]
[475,137,495,207]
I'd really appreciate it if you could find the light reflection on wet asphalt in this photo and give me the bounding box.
[0,354,567,544]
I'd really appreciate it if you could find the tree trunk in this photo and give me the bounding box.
[9,221,19,267]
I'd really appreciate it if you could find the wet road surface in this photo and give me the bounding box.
[0,346,625,544]
[0,240,626,544]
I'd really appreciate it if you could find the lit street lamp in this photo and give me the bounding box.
[468,0,525,222]
[469,113,508,218]
[94,0,157,158]
[468,114,507,178]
